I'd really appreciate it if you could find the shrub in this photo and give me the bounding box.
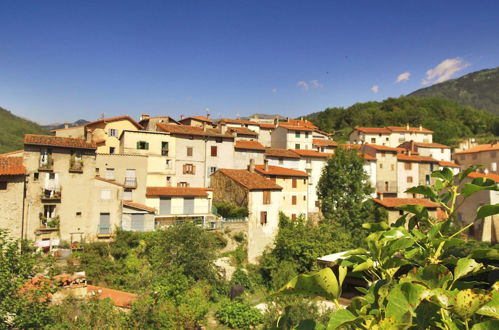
[216,300,263,329]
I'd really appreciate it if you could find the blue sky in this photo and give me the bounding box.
[0,0,498,124]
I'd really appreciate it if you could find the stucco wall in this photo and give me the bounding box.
[0,175,25,239]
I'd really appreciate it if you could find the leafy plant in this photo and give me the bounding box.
[216,300,263,329]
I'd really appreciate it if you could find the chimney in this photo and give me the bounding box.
[406,123,410,130]
[248,158,255,172]
[64,123,69,129]
[264,159,269,171]
[206,113,211,119]
[419,124,423,131]
[378,193,384,200]
[180,114,185,120]
[140,114,150,121]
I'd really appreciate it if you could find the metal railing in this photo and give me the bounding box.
[41,187,61,200]
[39,157,54,170]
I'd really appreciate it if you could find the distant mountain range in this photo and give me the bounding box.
[42,119,89,131]
[409,67,499,116]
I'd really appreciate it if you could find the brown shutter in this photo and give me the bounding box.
[292,178,297,188]
[211,146,217,157]
[292,195,297,205]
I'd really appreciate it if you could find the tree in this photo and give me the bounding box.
[317,147,378,241]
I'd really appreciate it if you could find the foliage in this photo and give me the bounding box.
[305,96,499,145]
[410,67,499,116]
[0,106,50,153]
[216,299,264,329]
[214,201,249,218]
[230,268,256,293]
[278,167,499,329]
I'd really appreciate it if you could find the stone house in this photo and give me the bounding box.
[362,144,402,197]
[233,140,266,170]
[454,143,499,174]
[0,156,26,239]
[373,197,441,225]
[399,141,452,162]
[350,125,433,147]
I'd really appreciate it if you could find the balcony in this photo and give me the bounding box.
[69,159,84,173]
[39,157,54,171]
[38,216,60,232]
[124,177,137,188]
[376,181,398,193]
[41,188,61,202]
[97,225,112,238]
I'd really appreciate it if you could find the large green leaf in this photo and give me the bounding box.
[326,308,357,329]
[471,320,499,330]
[476,204,499,220]
[352,258,374,272]
[385,282,427,323]
[278,267,342,300]
[453,258,483,282]
[476,291,499,319]
[405,186,437,200]
[471,248,499,260]
[453,289,493,320]
[432,168,454,183]
[403,265,453,289]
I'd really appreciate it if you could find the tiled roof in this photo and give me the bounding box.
[259,123,276,129]
[227,127,258,136]
[278,124,315,132]
[468,172,499,183]
[95,176,126,187]
[265,148,300,159]
[86,115,143,130]
[454,143,499,155]
[0,149,23,157]
[86,285,138,309]
[286,119,317,129]
[361,153,377,161]
[292,149,331,158]
[146,187,211,197]
[355,126,433,134]
[24,134,96,150]
[217,169,282,191]
[397,154,439,163]
[255,165,308,177]
[157,123,231,138]
[363,144,404,152]
[413,142,450,149]
[355,127,392,134]
[234,140,266,151]
[439,161,460,168]
[0,157,25,176]
[373,198,440,208]
[313,139,338,147]
[220,118,261,126]
[123,201,157,213]
[50,125,85,132]
[180,116,213,123]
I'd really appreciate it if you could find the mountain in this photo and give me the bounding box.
[409,67,499,116]
[42,119,89,131]
[0,106,50,154]
[305,97,499,146]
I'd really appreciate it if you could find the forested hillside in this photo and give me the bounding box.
[305,97,499,146]
[410,67,499,116]
[0,106,49,153]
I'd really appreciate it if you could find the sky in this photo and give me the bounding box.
[0,0,498,124]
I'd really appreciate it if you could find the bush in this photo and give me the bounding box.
[216,300,263,329]
[232,232,245,243]
[214,201,249,218]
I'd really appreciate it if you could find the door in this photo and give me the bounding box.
[99,213,110,234]
[131,214,145,232]
[183,197,195,214]
[160,197,171,214]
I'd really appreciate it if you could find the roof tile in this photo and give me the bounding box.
[234,140,265,151]
[312,139,338,147]
[468,172,499,183]
[86,115,143,130]
[123,201,157,213]
[146,187,211,197]
[454,143,499,155]
[24,134,96,150]
[373,198,440,208]
[255,164,308,177]
[217,169,282,190]
[227,127,258,136]
[265,148,300,159]
[292,149,331,158]
[0,157,25,176]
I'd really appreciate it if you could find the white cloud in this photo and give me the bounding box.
[271,88,278,93]
[371,85,379,93]
[422,58,469,85]
[297,81,309,90]
[310,80,322,88]
[396,71,411,83]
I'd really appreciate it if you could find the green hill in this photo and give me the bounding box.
[409,67,499,116]
[0,106,50,154]
[305,97,499,146]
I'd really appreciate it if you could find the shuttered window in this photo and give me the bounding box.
[263,191,271,204]
[292,178,297,188]
[183,164,195,174]
[292,195,297,205]
[211,146,217,157]
[260,211,267,225]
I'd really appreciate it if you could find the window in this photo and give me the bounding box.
[209,166,217,175]
[166,176,172,186]
[76,212,82,216]
[279,157,284,165]
[404,162,412,170]
[263,191,271,204]
[123,189,132,201]
[391,164,395,171]
[460,155,465,160]
[399,210,404,216]
[295,131,301,138]
[407,176,413,183]
[386,137,389,142]
[49,173,55,180]
[100,189,112,200]
[178,182,189,187]
[305,132,309,138]
[136,141,149,150]
[425,174,431,185]
[211,146,217,157]
[491,163,497,172]
[492,151,497,158]
[260,211,267,225]
[96,168,99,174]
[295,144,300,149]
[292,178,297,188]
[303,179,306,184]
[43,205,56,220]
[109,147,115,154]
[381,152,386,157]
[105,168,115,180]
[108,128,118,137]
[441,148,444,153]
[34,173,39,181]
[216,137,222,143]
[303,195,306,201]
[430,164,434,171]
[371,138,376,143]
[186,147,193,157]
[0,182,6,190]
[306,158,311,164]
[379,163,383,169]
[472,154,477,160]
[165,159,172,168]
[291,214,297,221]
[183,164,195,175]
[161,142,169,156]
[292,195,297,205]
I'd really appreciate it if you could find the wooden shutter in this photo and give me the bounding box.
[260,211,267,225]
[292,195,297,205]
[211,146,217,157]
[292,178,297,188]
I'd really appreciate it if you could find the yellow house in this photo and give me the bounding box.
[254,162,309,220]
[85,115,143,154]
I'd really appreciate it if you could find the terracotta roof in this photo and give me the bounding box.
[234,140,265,151]
[260,123,276,129]
[265,148,300,159]
[0,149,23,157]
[86,115,143,130]
[313,139,338,147]
[157,123,231,138]
[95,176,126,187]
[355,127,392,134]
[454,143,499,155]
[179,116,213,124]
[292,149,331,158]
[413,142,450,149]
[468,172,499,183]
[439,161,460,168]
[123,201,157,213]
[50,125,85,132]
[397,154,439,163]
[0,157,25,176]
[86,285,138,309]
[313,128,331,136]
[373,198,440,208]
[278,124,315,132]
[139,116,180,126]
[227,127,258,136]
[363,144,404,152]
[355,126,433,134]
[255,165,308,177]
[24,134,96,150]
[361,153,377,161]
[285,119,317,129]
[217,169,282,191]
[220,118,261,126]
[146,187,211,197]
